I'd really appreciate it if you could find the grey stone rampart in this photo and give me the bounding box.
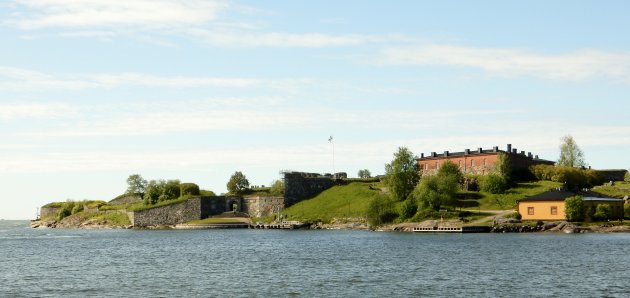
[242,196,285,217]
[131,197,203,227]
[284,172,335,206]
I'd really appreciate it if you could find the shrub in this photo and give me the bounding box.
[200,189,216,196]
[625,171,630,183]
[56,201,75,221]
[71,203,84,214]
[480,174,508,194]
[180,183,200,196]
[565,196,586,222]
[399,198,418,219]
[269,180,284,196]
[530,165,605,189]
[593,204,613,221]
[366,196,398,227]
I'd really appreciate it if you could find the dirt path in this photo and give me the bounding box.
[466,209,515,225]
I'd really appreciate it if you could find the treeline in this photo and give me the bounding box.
[530,164,605,189]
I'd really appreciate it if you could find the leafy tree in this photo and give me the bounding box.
[57,201,75,220]
[565,196,586,222]
[180,183,200,196]
[558,135,586,168]
[366,196,398,227]
[412,174,459,211]
[357,169,372,179]
[227,171,250,194]
[384,147,420,201]
[71,203,84,215]
[163,179,181,200]
[144,180,161,205]
[495,153,512,183]
[270,180,284,196]
[480,174,508,194]
[399,198,418,219]
[593,204,613,221]
[126,174,148,194]
[437,161,463,183]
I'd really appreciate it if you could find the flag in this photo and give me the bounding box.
[328,136,333,143]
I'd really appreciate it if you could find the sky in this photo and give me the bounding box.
[2,0,630,219]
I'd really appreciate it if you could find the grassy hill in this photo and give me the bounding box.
[461,180,563,210]
[283,182,387,223]
[591,181,630,198]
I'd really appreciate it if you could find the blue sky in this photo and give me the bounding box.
[2,1,630,219]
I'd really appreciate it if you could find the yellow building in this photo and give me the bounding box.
[517,190,624,221]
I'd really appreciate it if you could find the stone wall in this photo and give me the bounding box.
[40,207,60,219]
[284,172,335,206]
[242,196,285,218]
[131,197,203,227]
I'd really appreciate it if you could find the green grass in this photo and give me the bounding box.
[282,182,385,223]
[42,202,64,208]
[461,180,563,210]
[129,196,192,212]
[186,218,247,225]
[62,211,131,226]
[591,181,630,198]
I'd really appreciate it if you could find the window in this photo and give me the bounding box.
[527,207,534,215]
[550,206,557,215]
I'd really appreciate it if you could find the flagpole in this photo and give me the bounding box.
[329,136,335,175]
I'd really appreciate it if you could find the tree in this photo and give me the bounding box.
[227,171,250,194]
[144,180,161,205]
[384,147,420,201]
[412,174,459,211]
[495,153,512,183]
[558,135,586,168]
[593,204,612,221]
[480,174,508,194]
[126,174,148,194]
[269,180,284,196]
[357,169,372,179]
[399,198,418,219]
[180,183,200,196]
[565,196,586,222]
[437,161,463,184]
[366,196,397,227]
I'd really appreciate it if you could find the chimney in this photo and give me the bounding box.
[507,144,512,152]
[528,152,532,158]
[478,147,483,153]
[431,152,436,157]
[420,153,424,158]
[493,146,498,152]
[465,149,470,155]
[521,151,525,155]
[444,151,449,157]
[535,155,539,159]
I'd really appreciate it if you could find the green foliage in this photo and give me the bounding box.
[283,182,384,223]
[591,181,630,198]
[593,204,613,221]
[42,202,64,208]
[496,152,513,183]
[412,174,458,211]
[366,196,398,227]
[565,196,586,222]
[180,183,200,196]
[384,147,420,201]
[144,179,181,205]
[56,201,75,220]
[269,180,284,196]
[200,189,216,196]
[131,195,191,212]
[558,135,586,168]
[437,161,463,183]
[625,171,630,183]
[399,198,417,219]
[479,174,508,194]
[126,174,148,194]
[71,203,84,214]
[625,204,630,219]
[357,169,372,179]
[227,171,250,195]
[530,164,605,189]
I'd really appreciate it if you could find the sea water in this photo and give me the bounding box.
[1,220,628,297]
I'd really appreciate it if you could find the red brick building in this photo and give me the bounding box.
[417,144,554,176]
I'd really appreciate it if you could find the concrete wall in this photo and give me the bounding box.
[242,196,284,218]
[284,172,335,206]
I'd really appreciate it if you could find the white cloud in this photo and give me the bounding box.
[0,66,310,91]
[0,102,78,120]
[8,0,228,29]
[382,45,630,82]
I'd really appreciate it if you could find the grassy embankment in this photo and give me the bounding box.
[282,180,564,223]
[591,181,630,198]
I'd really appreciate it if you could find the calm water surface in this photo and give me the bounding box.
[1,220,628,297]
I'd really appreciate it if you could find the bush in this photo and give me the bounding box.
[399,198,418,219]
[71,203,84,214]
[565,196,586,222]
[200,189,216,196]
[56,201,75,221]
[530,165,605,189]
[366,196,398,227]
[270,180,284,196]
[625,171,630,183]
[480,174,508,194]
[593,204,613,221]
[180,183,200,196]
